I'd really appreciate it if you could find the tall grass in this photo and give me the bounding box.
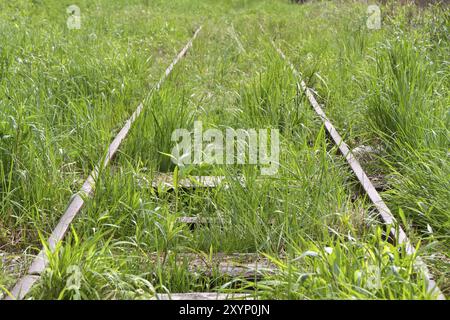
[363,15,449,247]
[365,39,448,150]
[1,0,447,299]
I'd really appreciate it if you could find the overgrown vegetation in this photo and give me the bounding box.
[0,0,448,299]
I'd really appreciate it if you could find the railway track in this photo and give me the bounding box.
[4,24,444,300]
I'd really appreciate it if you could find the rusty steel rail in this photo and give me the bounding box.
[5,26,202,300]
[263,29,444,300]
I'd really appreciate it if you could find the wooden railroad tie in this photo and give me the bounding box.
[153,292,251,300]
[149,252,277,279]
[149,252,276,300]
[151,174,246,190]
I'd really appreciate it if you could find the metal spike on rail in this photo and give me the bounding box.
[5,26,202,300]
[261,24,444,300]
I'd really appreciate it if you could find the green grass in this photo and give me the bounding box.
[0,0,448,299]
